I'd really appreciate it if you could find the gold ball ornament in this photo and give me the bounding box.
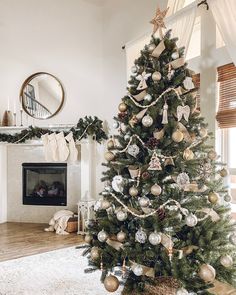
[104,275,120,292]
[172,130,184,143]
[90,247,100,260]
[105,151,115,161]
[208,192,219,204]
[151,184,162,196]
[152,71,162,81]
[129,186,139,197]
[84,234,93,244]
[117,230,126,242]
[208,150,217,160]
[220,255,233,268]
[198,264,216,283]
[118,102,127,112]
[219,168,228,177]
[199,127,208,138]
[107,139,115,149]
[183,148,194,160]
[101,199,111,210]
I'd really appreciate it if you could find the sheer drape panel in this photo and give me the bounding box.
[216,63,236,129]
[167,0,185,15]
[166,2,197,54]
[208,0,236,65]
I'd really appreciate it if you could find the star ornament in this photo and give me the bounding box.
[150,7,169,38]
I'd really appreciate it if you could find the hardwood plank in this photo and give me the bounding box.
[0,222,84,262]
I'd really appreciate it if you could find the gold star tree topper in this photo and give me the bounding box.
[150,7,169,38]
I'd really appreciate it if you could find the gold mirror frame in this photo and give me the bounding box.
[20,72,65,120]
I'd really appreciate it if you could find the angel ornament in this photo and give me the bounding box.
[112,175,125,193]
[136,71,151,90]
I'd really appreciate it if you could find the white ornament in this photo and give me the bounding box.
[183,77,194,90]
[116,210,127,221]
[135,228,147,243]
[127,144,140,157]
[176,288,189,295]
[117,231,126,242]
[94,200,102,211]
[101,199,111,210]
[171,51,179,60]
[132,264,143,276]
[177,105,190,122]
[220,255,233,268]
[148,43,156,52]
[136,71,151,90]
[113,121,119,129]
[131,66,138,74]
[112,176,124,193]
[162,101,168,124]
[104,185,112,192]
[177,173,190,188]
[124,134,131,141]
[139,196,150,207]
[186,213,198,227]
[98,229,108,242]
[229,233,236,245]
[152,71,162,81]
[148,231,162,245]
[142,114,153,127]
[144,94,152,102]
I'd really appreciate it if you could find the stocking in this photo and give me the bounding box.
[41,133,52,161]
[56,132,69,162]
[65,132,78,163]
[48,133,59,161]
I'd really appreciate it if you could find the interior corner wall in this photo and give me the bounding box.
[0,0,104,126]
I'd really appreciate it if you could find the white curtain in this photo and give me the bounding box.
[208,0,236,65]
[166,2,197,53]
[167,0,185,15]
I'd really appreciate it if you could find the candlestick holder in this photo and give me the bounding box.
[20,110,23,126]
[13,112,16,127]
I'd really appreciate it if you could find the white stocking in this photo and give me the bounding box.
[41,133,51,161]
[56,132,69,162]
[48,133,59,161]
[65,132,78,163]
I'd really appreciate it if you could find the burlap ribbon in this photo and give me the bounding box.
[130,261,155,278]
[106,238,124,251]
[151,40,165,58]
[133,90,147,102]
[197,208,220,222]
[209,280,236,295]
[169,57,185,69]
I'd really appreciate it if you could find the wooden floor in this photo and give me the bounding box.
[0,222,84,262]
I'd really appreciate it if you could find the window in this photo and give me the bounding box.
[186,16,201,60]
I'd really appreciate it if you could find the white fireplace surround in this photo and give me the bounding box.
[0,128,105,224]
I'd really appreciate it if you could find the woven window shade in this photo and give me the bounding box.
[192,73,200,110]
[216,63,236,129]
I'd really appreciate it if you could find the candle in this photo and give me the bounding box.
[13,100,16,113]
[7,98,10,111]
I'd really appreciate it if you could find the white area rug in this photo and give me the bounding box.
[0,247,122,295]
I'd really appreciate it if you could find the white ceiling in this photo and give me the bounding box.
[82,0,108,6]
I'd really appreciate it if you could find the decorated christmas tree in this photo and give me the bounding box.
[82,7,236,295]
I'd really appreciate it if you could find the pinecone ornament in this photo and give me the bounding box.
[146,137,159,149]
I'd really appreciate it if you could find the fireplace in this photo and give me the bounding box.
[22,163,67,206]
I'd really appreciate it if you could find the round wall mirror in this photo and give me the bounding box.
[20,72,65,119]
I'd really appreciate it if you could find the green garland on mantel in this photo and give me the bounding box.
[0,116,108,144]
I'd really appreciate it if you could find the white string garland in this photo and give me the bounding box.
[128,87,182,109]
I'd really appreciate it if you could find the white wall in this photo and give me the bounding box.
[0,0,104,126]
[0,0,167,128]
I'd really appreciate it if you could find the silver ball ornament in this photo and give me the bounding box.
[98,229,108,242]
[148,231,162,245]
[171,51,179,60]
[131,66,138,74]
[139,196,150,207]
[116,210,128,221]
[229,233,236,245]
[152,71,162,81]
[90,247,100,260]
[132,264,143,276]
[224,194,232,202]
[199,127,208,138]
[176,288,189,295]
[129,186,139,197]
[101,199,111,210]
[124,134,131,141]
[198,264,216,282]
[186,213,198,227]
[220,255,233,268]
[113,121,119,129]
[135,228,147,243]
[150,184,162,196]
[117,230,126,242]
[144,94,152,102]
[142,115,153,127]
[84,234,93,244]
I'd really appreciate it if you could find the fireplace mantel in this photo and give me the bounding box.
[0,136,105,223]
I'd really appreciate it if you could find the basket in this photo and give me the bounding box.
[66,216,78,233]
[122,277,180,295]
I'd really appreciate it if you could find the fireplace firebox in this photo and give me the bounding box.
[22,163,67,206]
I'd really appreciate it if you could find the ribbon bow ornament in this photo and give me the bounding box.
[136,71,151,90]
[177,105,190,122]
